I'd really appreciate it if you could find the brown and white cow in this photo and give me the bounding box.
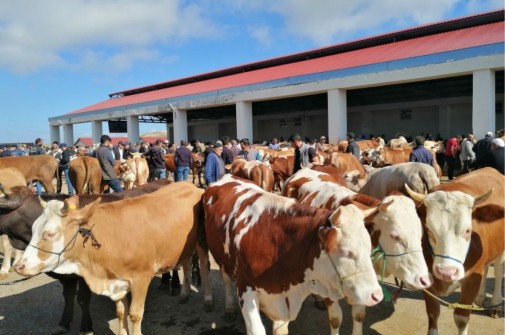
[283,168,431,334]
[191,152,205,187]
[231,159,275,192]
[406,168,505,335]
[118,155,149,190]
[0,155,57,193]
[203,174,383,335]
[69,156,103,195]
[15,182,213,335]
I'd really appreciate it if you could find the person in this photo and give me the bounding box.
[0,145,15,157]
[268,138,280,150]
[205,142,225,184]
[76,145,88,157]
[57,143,75,195]
[239,138,260,161]
[345,132,360,158]
[409,136,433,166]
[289,133,319,175]
[459,133,476,174]
[11,144,25,157]
[174,140,192,181]
[230,139,241,157]
[113,141,127,161]
[315,136,326,153]
[96,135,122,193]
[497,129,505,141]
[472,138,504,174]
[472,131,494,168]
[31,138,46,156]
[162,140,170,154]
[221,139,235,165]
[146,139,167,180]
[444,135,461,180]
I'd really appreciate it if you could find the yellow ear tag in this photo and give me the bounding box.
[68,204,77,210]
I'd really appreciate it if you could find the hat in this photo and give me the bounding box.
[486,131,494,138]
[163,140,169,144]
[288,133,302,142]
[123,141,129,146]
[214,142,223,148]
[320,136,326,140]
[59,143,68,148]
[346,132,356,138]
[492,138,504,147]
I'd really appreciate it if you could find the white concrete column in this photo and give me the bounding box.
[236,101,253,141]
[472,69,496,138]
[63,124,74,145]
[165,122,171,142]
[50,125,60,144]
[173,109,188,144]
[91,120,103,145]
[127,115,140,143]
[327,89,347,144]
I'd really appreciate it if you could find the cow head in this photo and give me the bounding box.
[0,186,33,212]
[15,196,101,276]
[319,204,383,306]
[370,195,431,290]
[406,184,493,282]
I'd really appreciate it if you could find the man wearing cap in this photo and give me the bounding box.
[175,140,192,181]
[472,131,494,168]
[96,135,123,193]
[58,143,75,195]
[289,133,319,175]
[315,136,327,153]
[409,136,433,166]
[472,138,504,174]
[145,139,166,181]
[162,140,170,154]
[345,132,360,158]
[205,141,225,184]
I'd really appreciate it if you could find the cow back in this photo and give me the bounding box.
[0,156,57,193]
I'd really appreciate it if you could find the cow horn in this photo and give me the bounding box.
[379,200,394,212]
[473,188,493,206]
[405,183,426,203]
[0,183,9,198]
[362,206,379,219]
[38,196,47,208]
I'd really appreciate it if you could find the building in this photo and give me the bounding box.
[49,10,504,145]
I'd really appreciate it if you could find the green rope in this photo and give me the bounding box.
[371,246,393,302]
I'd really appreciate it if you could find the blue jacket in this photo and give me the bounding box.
[205,152,225,184]
[409,146,433,166]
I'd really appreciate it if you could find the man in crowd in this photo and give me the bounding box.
[345,132,360,158]
[230,139,241,157]
[268,138,280,150]
[221,139,235,165]
[96,135,122,193]
[459,133,476,174]
[472,138,504,174]
[146,139,167,181]
[315,136,326,153]
[205,142,225,184]
[175,140,192,181]
[289,133,319,175]
[239,138,260,161]
[31,138,46,155]
[162,140,170,154]
[472,131,494,168]
[444,134,461,180]
[409,136,433,166]
[113,141,129,161]
[58,143,75,195]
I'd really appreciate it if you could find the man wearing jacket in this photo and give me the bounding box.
[58,143,75,195]
[146,139,167,180]
[175,140,192,181]
[205,142,225,185]
[96,135,122,193]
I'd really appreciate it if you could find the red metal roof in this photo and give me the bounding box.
[69,20,504,116]
[74,136,167,146]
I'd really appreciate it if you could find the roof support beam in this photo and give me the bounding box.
[236,101,253,141]
[327,89,347,143]
[472,69,496,138]
[50,125,60,144]
[91,120,103,146]
[173,108,188,144]
[127,115,140,144]
[63,124,74,146]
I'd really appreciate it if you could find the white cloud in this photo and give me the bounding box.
[248,25,273,47]
[0,0,218,74]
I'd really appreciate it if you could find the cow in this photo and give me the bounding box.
[310,165,347,187]
[203,174,383,335]
[0,167,27,192]
[118,155,149,190]
[164,153,176,176]
[15,182,213,335]
[0,155,57,193]
[69,156,103,195]
[358,162,440,200]
[324,152,370,191]
[269,154,294,191]
[1,235,22,280]
[282,168,431,334]
[231,159,275,192]
[191,152,205,187]
[0,180,171,334]
[405,168,505,335]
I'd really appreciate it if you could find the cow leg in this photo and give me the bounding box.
[454,273,483,335]
[325,299,343,335]
[178,258,192,304]
[171,268,181,296]
[191,252,201,286]
[129,278,150,335]
[221,267,237,321]
[115,296,130,335]
[272,320,289,335]
[351,304,366,335]
[0,235,13,279]
[196,244,213,312]
[475,265,489,306]
[490,252,505,318]
[423,289,441,335]
[77,277,93,334]
[55,277,77,334]
[240,287,266,335]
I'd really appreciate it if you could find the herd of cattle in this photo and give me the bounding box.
[0,139,503,335]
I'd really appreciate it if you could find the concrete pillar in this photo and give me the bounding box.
[173,109,188,144]
[165,122,171,142]
[473,69,496,138]
[50,125,60,144]
[327,89,347,144]
[236,101,253,141]
[63,124,74,145]
[127,115,140,143]
[91,120,103,145]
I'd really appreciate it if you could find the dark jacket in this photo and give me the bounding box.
[221,146,235,165]
[31,145,46,156]
[59,149,73,170]
[175,146,192,168]
[113,146,131,160]
[409,146,433,166]
[346,140,360,158]
[95,144,117,181]
[473,137,493,166]
[146,146,166,169]
[476,148,504,174]
[293,144,316,175]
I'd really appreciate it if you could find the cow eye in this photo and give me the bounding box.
[389,233,400,241]
[43,231,56,240]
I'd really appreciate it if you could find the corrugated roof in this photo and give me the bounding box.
[68,15,504,117]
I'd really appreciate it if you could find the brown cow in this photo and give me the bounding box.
[69,157,102,195]
[15,182,213,335]
[324,152,369,191]
[0,155,57,193]
[371,147,442,177]
[231,159,275,192]
[406,168,505,334]
[119,156,149,190]
[269,154,294,191]
[0,167,27,192]
[191,153,205,187]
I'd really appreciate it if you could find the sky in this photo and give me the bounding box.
[0,0,502,143]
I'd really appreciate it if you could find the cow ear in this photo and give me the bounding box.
[62,195,80,215]
[318,227,342,253]
[473,188,493,207]
[70,198,101,226]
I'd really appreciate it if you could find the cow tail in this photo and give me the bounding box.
[83,160,90,194]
